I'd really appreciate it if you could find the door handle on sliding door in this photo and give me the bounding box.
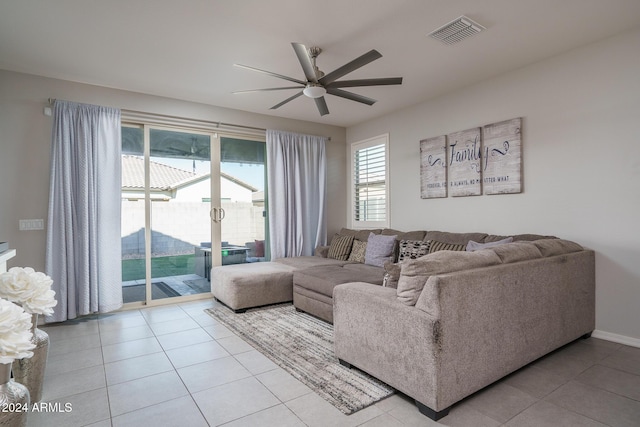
[210,207,225,222]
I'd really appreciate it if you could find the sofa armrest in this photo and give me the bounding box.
[414,251,595,409]
[314,245,329,258]
[333,282,441,410]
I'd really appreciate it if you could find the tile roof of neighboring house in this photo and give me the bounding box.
[121,155,258,192]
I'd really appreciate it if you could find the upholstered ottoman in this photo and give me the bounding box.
[293,264,384,323]
[211,262,297,312]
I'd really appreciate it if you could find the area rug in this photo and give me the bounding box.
[122,282,181,303]
[205,304,394,414]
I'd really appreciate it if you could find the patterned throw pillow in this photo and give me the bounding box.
[427,239,466,253]
[327,234,355,260]
[364,233,397,267]
[347,240,367,263]
[398,240,431,262]
[382,261,402,289]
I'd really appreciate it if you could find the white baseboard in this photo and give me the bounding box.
[592,329,640,348]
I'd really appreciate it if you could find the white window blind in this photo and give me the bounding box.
[350,134,389,228]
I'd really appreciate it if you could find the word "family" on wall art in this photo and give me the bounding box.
[420,117,522,198]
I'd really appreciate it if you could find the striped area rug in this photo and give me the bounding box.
[205,304,394,414]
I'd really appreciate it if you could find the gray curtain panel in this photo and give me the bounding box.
[45,100,123,322]
[266,130,327,259]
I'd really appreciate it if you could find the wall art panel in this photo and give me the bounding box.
[420,135,447,198]
[482,118,522,194]
[447,127,482,197]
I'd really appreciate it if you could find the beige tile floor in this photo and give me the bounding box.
[29,299,640,426]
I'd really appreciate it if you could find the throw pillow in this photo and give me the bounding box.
[398,239,431,262]
[347,240,367,263]
[427,240,466,254]
[254,240,265,257]
[382,261,402,289]
[327,234,355,260]
[466,236,513,252]
[364,233,397,267]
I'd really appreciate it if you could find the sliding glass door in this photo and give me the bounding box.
[121,124,219,305]
[219,137,267,264]
[120,123,267,306]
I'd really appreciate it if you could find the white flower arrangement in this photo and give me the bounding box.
[0,298,35,364]
[0,267,58,316]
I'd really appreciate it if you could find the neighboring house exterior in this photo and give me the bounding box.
[121,156,265,257]
[121,155,257,202]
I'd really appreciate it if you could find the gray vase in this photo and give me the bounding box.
[0,363,30,427]
[12,314,49,403]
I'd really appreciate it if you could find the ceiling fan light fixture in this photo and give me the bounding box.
[303,83,326,98]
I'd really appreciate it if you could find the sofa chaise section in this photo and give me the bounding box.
[210,256,349,312]
[293,263,384,323]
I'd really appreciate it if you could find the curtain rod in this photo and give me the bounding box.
[47,98,331,140]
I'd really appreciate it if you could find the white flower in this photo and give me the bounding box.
[0,267,58,316]
[0,298,35,364]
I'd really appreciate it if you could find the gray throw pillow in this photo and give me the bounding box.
[364,233,397,267]
[466,236,513,252]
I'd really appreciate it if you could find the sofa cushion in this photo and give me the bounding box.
[339,228,382,242]
[328,234,354,260]
[398,239,431,262]
[294,265,383,298]
[274,256,350,270]
[314,245,330,258]
[342,263,384,278]
[424,231,488,245]
[532,239,583,257]
[484,233,557,242]
[382,229,426,242]
[365,233,397,267]
[428,240,466,253]
[466,237,513,252]
[490,241,543,263]
[347,240,367,263]
[397,250,503,306]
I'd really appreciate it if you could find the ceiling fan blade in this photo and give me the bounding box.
[327,88,377,105]
[319,49,382,86]
[233,86,302,94]
[270,91,304,110]
[234,64,306,86]
[314,97,329,116]
[292,43,318,83]
[327,77,403,88]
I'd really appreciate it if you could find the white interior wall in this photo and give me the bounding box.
[0,70,347,272]
[347,29,640,344]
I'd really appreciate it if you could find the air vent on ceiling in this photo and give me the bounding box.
[429,16,485,45]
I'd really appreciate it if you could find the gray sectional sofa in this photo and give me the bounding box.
[211,227,595,420]
[333,236,595,420]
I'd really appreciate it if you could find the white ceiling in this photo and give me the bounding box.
[2,0,639,127]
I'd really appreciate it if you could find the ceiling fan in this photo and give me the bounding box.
[233,43,403,116]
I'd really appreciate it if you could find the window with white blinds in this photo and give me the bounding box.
[350,134,389,228]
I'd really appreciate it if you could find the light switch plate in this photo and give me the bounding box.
[19,219,44,231]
